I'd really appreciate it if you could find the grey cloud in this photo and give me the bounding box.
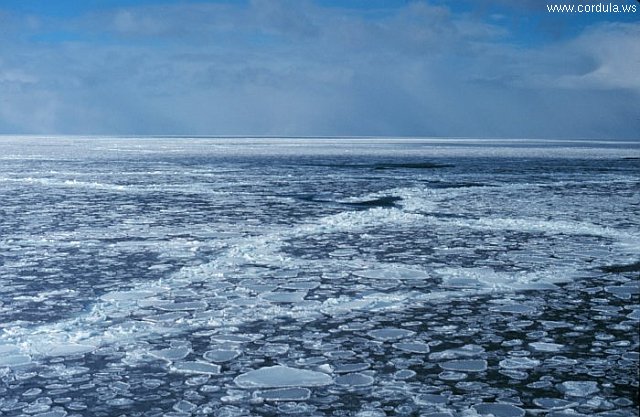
[0,0,638,139]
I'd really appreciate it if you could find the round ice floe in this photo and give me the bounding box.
[203,349,241,362]
[510,282,560,291]
[173,400,197,413]
[150,346,191,361]
[354,410,386,417]
[558,381,599,397]
[334,363,370,373]
[367,328,415,341]
[439,359,487,372]
[499,357,540,369]
[0,344,22,355]
[210,334,261,344]
[414,393,448,405]
[429,344,485,360]
[234,365,333,388]
[171,361,221,375]
[421,413,453,417]
[280,281,320,290]
[100,290,157,302]
[259,291,307,303]
[626,309,640,320]
[334,373,374,387]
[39,343,96,357]
[438,371,467,381]
[329,249,358,258]
[605,284,639,298]
[392,342,430,353]
[0,354,32,367]
[533,398,576,409]
[353,267,429,281]
[545,412,589,417]
[256,387,311,401]
[153,301,208,311]
[32,410,68,417]
[489,304,536,314]
[394,369,416,380]
[473,403,525,417]
[529,342,564,352]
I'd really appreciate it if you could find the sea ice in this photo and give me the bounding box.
[0,344,22,355]
[473,403,525,417]
[422,413,453,417]
[334,373,375,387]
[367,328,415,341]
[255,387,311,401]
[234,365,333,388]
[544,412,589,417]
[0,354,32,367]
[33,411,68,417]
[280,281,320,290]
[489,304,537,314]
[392,342,430,353]
[414,394,448,405]
[153,300,208,311]
[533,398,576,409]
[203,349,241,362]
[39,343,96,357]
[438,371,467,381]
[353,267,429,281]
[210,334,260,344]
[529,342,564,352]
[626,309,640,320]
[171,361,221,375]
[334,363,370,373]
[150,346,191,361]
[439,359,487,372]
[499,357,540,369]
[559,381,599,397]
[259,291,307,303]
[394,369,416,379]
[173,400,197,413]
[429,344,485,360]
[100,290,157,302]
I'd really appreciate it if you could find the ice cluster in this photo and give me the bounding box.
[0,137,638,416]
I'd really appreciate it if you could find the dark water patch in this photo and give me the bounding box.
[295,194,321,203]
[306,161,453,170]
[424,212,470,219]
[343,196,402,209]
[292,194,402,209]
[601,261,640,274]
[373,162,454,170]
[428,181,491,189]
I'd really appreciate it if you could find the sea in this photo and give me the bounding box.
[0,137,638,417]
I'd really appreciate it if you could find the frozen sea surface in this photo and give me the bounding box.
[0,137,638,416]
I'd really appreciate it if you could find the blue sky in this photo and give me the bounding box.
[1,0,638,139]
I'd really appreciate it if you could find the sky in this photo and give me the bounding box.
[0,0,638,139]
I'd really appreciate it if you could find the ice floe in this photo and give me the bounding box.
[439,359,488,372]
[234,365,333,388]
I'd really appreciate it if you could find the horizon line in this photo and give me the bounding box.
[1,134,639,144]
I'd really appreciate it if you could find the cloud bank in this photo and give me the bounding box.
[0,0,638,139]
